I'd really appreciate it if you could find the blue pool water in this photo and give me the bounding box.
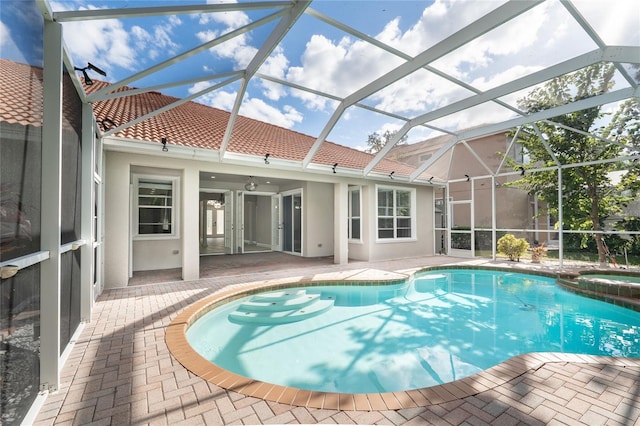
[186,269,640,393]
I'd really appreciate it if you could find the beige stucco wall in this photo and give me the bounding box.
[104,152,131,288]
[365,184,434,262]
[103,149,437,288]
[304,181,335,257]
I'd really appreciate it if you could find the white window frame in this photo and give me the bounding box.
[133,174,180,240]
[375,185,416,241]
[348,185,362,241]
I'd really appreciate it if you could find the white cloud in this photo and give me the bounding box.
[196,29,257,68]
[199,0,250,28]
[285,34,403,110]
[191,84,303,128]
[62,17,137,71]
[53,2,184,73]
[240,99,303,128]
[258,47,289,101]
[168,15,182,28]
[188,81,214,95]
[280,0,517,116]
[130,17,181,61]
[0,21,9,47]
[469,65,544,92]
[379,0,503,57]
[572,0,640,45]
[193,0,256,69]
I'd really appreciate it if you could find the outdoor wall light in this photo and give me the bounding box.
[465,174,470,181]
[264,153,270,164]
[389,171,395,179]
[161,137,168,152]
[74,62,107,86]
[244,176,258,191]
[429,176,434,183]
[332,163,338,174]
[97,117,116,131]
[519,166,525,175]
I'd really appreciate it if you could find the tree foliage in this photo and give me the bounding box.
[507,63,640,265]
[365,130,408,153]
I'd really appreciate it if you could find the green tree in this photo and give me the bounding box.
[509,63,639,266]
[365,130,407,153]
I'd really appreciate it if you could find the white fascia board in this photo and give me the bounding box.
[103,136,221,162]
[222,151,303,171]
[305,163,365,178]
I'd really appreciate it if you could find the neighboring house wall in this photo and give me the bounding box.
[391,132,553,244]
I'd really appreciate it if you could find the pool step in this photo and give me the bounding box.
[237,293,321,312]
[229,290,333,325]
[250,289,307,302]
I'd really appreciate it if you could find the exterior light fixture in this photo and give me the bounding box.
[161,137,168,152]
[332,163,338,174]
[97,117,116,131]
[74,62,106,86]
[429,176,434,183]
[465,174,470,182]
[264,153,270,164]
[389,171,395,179]
[244,176,258,191]
[519,166,525,175]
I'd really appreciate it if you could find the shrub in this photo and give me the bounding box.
[530,243,547,263]
[497,234,529,261]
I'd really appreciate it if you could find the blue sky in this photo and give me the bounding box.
[2,0,639,151]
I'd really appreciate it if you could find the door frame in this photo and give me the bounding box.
[281,189,303,256]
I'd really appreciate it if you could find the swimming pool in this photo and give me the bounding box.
[184,268,640,394]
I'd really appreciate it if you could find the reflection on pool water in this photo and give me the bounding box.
[186,269,640,394]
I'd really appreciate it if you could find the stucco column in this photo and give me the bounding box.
[182,168,199,280]
[103,153,130,288]
[334,182,348,264]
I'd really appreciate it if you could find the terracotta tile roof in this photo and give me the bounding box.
[2,59,417,178]
[0,60,44,127]
[87,81,417,176]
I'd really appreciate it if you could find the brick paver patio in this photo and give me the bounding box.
[34,256,640,425]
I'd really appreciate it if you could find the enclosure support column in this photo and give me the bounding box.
[334,182,348,264]
[491,176,497,260]
[182,168,199,280]
[80,103,95,321]
[470,178,475,257]
[40,20,63,392]
[557,167,564,267]
[533,194,540,243]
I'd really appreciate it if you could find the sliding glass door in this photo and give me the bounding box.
[281,191,302,254]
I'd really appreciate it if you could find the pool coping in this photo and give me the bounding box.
[165,266,640,411]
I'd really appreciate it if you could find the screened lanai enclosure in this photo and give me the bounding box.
[39,0,640,268]
[1,0,639,423]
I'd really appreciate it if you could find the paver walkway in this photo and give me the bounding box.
[34,255,640,425]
